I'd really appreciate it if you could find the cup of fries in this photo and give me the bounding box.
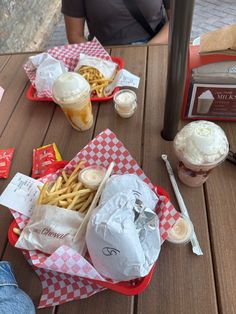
[38,161,95,213]
[52,72,93,131]
[74,54,117,98]
[77,66,112,98]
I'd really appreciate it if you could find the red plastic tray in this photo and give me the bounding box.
[26,56,124,103]
[8,185,169,296]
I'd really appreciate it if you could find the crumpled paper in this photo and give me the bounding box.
[15,204,85,254]
[29,53,67,97]
[104,69,140,96]
[75,53,117,79]
[86,174,160,281]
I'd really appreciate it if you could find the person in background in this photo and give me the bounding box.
[0,261,35,314]
[61,0,171,46]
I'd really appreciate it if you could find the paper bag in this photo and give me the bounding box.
[16,204,85,254]
[200,24,236,54]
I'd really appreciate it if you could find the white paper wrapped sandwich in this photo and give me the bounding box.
[86,174,161,281]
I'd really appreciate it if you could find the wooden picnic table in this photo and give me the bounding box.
[0,44,235,314]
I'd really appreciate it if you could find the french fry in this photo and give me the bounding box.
[61,170,68,183]
[73,182,83,192]
[50,177,61,193]
[65,161,85,187]
[77,66,112,98]
[67,194,81,210]
[46,186,68,197]
[13,227,21,236]
[37,160,96,214]
[38,182,48,204]
[79,192,95,213]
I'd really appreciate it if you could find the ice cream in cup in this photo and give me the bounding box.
[114,89,137,118]
[173,120,229,187]
[52,72,93,131]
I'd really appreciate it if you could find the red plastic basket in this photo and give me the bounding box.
[26,56,124,103]
[8,185,169,296]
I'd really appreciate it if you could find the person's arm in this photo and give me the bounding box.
[148,9,170,45]
[64,15,87,44]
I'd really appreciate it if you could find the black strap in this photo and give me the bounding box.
[123,0,165,37]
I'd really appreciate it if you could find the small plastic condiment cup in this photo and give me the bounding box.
[166,213,194,245]
[78,165,107,190]
[113,89,137,118]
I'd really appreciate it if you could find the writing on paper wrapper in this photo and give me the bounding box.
[0,173,43,217]
[104,69,140,96]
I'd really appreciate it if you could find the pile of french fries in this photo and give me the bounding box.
[77,66,112,98]
[37,161,95,213]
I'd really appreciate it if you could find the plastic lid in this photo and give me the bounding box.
[166,214,193,244]
[52,72,90,102]
[78,165,107,190]
[114,89,136,108]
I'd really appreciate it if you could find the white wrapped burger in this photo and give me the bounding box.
[86,174,161,281]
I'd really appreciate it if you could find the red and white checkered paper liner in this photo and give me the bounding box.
[10,129,180,308]
[23,38,111,98]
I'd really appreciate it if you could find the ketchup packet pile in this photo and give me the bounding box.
[0,148,15,178]
[32,143,62,179]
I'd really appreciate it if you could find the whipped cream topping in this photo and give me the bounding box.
[198,90,214,100]
[174,120,229,165]
[52,72,90,103]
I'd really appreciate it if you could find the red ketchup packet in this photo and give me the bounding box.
[32,143,62,179]
[0,148,15,179]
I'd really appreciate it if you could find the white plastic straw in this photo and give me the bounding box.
[161,154,203,256]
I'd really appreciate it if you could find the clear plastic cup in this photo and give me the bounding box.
[166,213,193,244]
[78,165,106,190]
[52,72,93,131]
[173,121,229,187]
[114,89,137,118]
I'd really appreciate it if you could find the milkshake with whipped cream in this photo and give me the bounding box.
[52,72,93,131]
[174,120,229,187]
[197,90,214,114]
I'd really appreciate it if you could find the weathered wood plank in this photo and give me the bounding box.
[205,121,236,314]
[0,54,30,134]
[138,45,218,314]
[0,54,11,73]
